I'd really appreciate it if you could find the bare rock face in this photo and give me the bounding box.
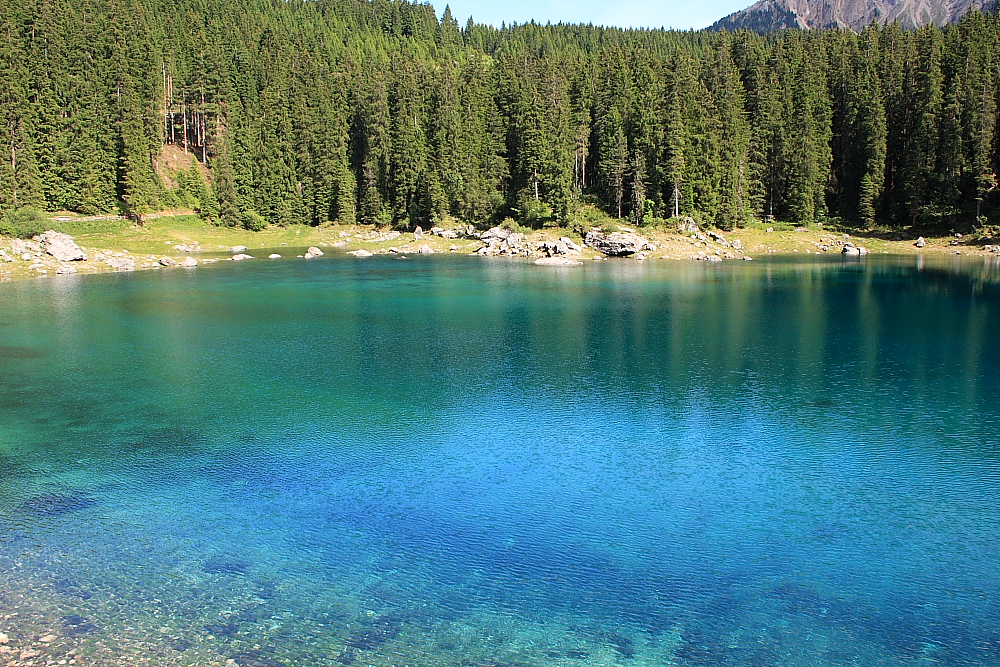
[584,230,652,257]
[709,0,997,32]
[39,231,85,262]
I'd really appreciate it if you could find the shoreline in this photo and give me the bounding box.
[2,215,999,283]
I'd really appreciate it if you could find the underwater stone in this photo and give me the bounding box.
[21,492,97,517]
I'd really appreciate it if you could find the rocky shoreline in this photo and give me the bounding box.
[2,219,999,283]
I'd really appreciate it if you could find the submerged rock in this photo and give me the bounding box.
[21,491,98,517]
[202,558,251,575]
[535,256,582,266]
[61,614,97,636]
[39,230,85,262]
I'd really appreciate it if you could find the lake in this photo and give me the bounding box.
[1,254,999,666]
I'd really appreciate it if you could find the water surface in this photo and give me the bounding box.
[1,254,999,666]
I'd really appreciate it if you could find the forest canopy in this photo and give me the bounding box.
[1,0,999,231]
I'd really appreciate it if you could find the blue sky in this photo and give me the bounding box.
[439,0,751,31]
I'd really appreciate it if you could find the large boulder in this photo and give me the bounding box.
[39,231,85,262]
[181,257,198,267]
[305,246,324,258]
[584,230,651,257]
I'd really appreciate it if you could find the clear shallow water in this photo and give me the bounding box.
[1,254,1000,667]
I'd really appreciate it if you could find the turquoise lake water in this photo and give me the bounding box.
[1,254,999,666]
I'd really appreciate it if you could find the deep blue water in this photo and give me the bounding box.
[1,254,999,666]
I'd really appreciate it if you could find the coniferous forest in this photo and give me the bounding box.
[1,0,999,231]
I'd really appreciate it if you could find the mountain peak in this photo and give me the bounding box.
[709,0,998,32]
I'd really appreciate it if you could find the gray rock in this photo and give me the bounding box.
[706,230,729,247]
[481,227,510,242]
[677,217,699,233]
[535,256,583,266]
[842,244,861,256]
[39,230,85,262]
[416,244,434,255]
[268,253,281,259]
[174,244,200,252]
[21,252,32,261]
[413,226,424,240]
[0,250,11,262]
[584,229,650,256]
[915,237,926,248]
[10,239,41,253]
[106,256,136,271]
[348,249,373,257]
[731,239,743,251]
[231,253,254,261]
[181,257,198,267]
[158,257,177,266]
[305,246,324,258]
[55,264,78,275]
[230,245,248,253]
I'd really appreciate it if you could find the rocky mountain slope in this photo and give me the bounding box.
[709,0,997,32]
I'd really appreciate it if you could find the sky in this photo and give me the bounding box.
[438,0,752,31]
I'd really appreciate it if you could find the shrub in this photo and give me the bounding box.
[0,207,49,239]
[239,210,267,231]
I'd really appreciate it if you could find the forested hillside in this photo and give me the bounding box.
[1,0,998,231]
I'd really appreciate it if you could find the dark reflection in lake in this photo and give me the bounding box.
[0,254,999,666]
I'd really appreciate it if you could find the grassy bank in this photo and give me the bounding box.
[1,211,998,283]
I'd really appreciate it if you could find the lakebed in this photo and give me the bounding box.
[1,255,999,667]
